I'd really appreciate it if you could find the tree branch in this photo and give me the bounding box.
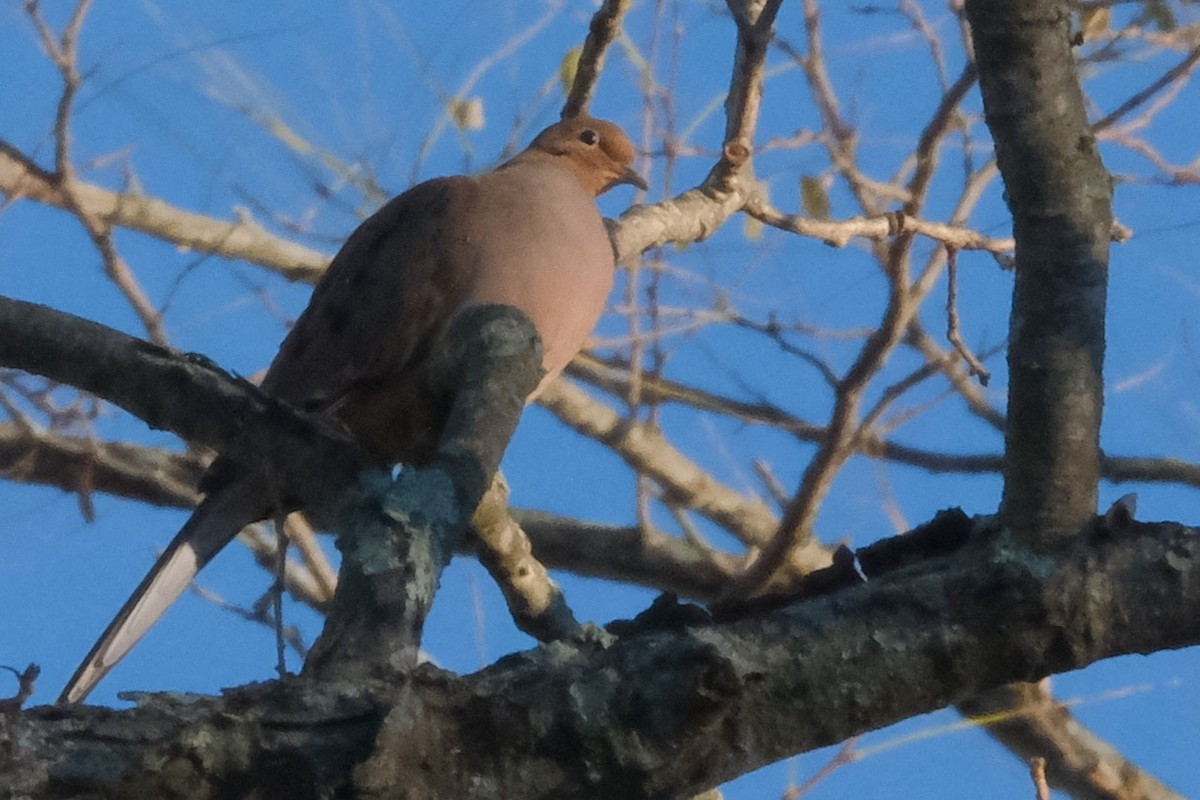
[959,681,1186,800]
[7,516,1198,798]
[0,296,368,509]
[303,305,545,682]
[0,142,329,282]
[562,0,632,120]
[966,0,1112,540]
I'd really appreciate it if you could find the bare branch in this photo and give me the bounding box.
[0,296,369,508]
[1094,43,1200,131]
[0,142,330,282]
[610,175,751,262]
[715,0,784,180]
[742,197,1016,259]
[472,475,580,642]
[945,248,991,385]
[0,422,202,507]
[563,0,632,119]
[960,682,1186,800]
[8,518,1200,798]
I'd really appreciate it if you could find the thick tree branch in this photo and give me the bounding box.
[6,516,1197,798]
[304,305,544,682]
[1,294,553,694]
[0,296,369,509]
[963,5,1118,795]
[966,0,1112,540]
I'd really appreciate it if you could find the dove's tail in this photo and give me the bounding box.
[59,478,267,704]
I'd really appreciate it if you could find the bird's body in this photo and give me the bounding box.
[60,116,645,704]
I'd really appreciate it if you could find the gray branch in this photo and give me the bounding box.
[4,516,1197,798]
[0,295,369,510]
[965,0,1112,539]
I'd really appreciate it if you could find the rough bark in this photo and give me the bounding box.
[965,0,1112,541]
[0,294,544,710]
[0,296,370,512]
[4,514,1197,798]
[303,305,544,683]
[963,4,1121,794]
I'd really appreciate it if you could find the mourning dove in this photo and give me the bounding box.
[60,116,646,703]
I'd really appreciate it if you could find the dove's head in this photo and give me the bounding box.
[528,116,648,197]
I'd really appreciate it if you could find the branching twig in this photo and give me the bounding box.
[26,0,168,345]
[714,0,785,182]
[0,142,330,280]
[410,6,562,181]
[904,323,1005,431]
[790,2,880,215]
[742,196,1016,260]
[563,0,632,119]
[0,663,40,712]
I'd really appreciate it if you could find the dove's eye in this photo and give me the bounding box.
[578,129,600,146]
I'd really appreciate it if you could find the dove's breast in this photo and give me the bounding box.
[461,163,617,397]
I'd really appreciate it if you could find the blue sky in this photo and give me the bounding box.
[2,1,1199,796]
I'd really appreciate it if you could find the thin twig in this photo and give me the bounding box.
[26,0,169,345]
[751,459,789,508]
[272,515,290,679]
[1093,43,1200,131]
[788,3,880,214]
[411,5,562,182]
[945,248,991,385]
[742,196,1016,261]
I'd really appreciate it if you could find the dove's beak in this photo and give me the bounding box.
[617,166,648,192]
